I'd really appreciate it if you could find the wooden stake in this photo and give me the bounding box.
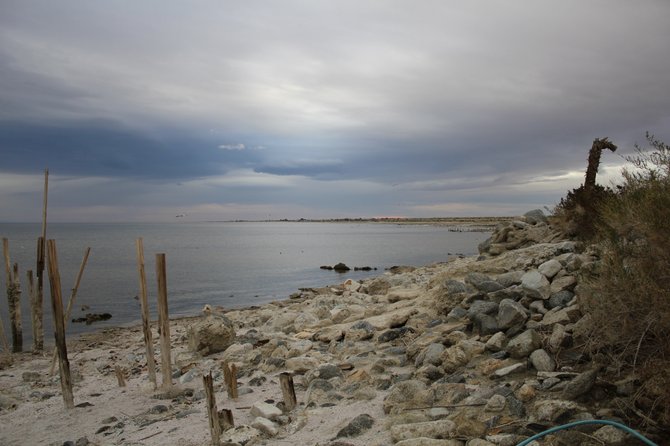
[46,239,74,409]
[34,169,49,352]
[115,366,127,387]
[49,247,91,375]
[279,372,297,411]
[27,269,37,352]
[0,306,11,360]
[3,239,23,352]
[155,253,172,389]
[222,362,238,399]
[136,238,157,388]
[203,373,221,445]
[219,408,234,430]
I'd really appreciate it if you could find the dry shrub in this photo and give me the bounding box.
[581,133,670,424]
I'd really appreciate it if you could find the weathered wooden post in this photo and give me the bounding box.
[0,309,11,360]
[136,238,157,388]
[49,247,91,375]
[220,408,234,430]
[27,269,37,351]
[46,239,74,409]
[155,253,172,389]
[34,169,49,352]
[222,361,238,399]
[115,366,127,387]
[203,373,221,445]
[3,238,23,352]
[280,372,297,411]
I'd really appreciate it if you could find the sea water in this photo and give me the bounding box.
[0,222,488,344]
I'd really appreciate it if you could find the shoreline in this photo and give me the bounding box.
[1,214,660,445]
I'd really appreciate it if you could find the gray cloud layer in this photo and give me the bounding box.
[1,1,669,221]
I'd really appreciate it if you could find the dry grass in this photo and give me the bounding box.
[578,134,670,425]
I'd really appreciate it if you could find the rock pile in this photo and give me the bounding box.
[177,209,656,445]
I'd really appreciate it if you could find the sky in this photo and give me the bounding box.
[1,1,669,222]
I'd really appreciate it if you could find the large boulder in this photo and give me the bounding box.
[187,313,236,355]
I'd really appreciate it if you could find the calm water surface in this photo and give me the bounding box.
[0,222,488,344]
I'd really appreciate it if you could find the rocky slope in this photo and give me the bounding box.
[0,212,661,445]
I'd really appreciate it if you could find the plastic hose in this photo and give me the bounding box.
[515,419,658,446]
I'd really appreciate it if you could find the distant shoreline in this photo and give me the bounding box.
[216,216,514,230]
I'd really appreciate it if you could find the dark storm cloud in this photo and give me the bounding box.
[1,0,669,221]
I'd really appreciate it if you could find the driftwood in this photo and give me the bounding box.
[584,137,617,193]
[3,239,23,352]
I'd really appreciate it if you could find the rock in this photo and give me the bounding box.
[496,299,528,330]
[485,394,507,412]
[521,271,551,300]
[390,420,457,442]
[415,365,445,383]
[540,305,580,326]
[532,399,579,422]
[470,313,499,336]
[187,313,236,355]
[496,271,523,288]
[467,300,499,318]
[561,369,598,400]
[416,343,446,367]
[251,417,279,436]
[305,363,343,385]
[378,327,413,343]
[333,263,351,272]
[441,345,470,373]
[286,356,320,374]
[396,439,463,446]
[314,326,345,342]
[538,259,562,279]
[492,362,526,377]
[548,324,571,352]
[593,425,629,444]
[383,380,434,414]
[549,275,577,294]
[71,313,112,325]
[221,425,261,445]
[335,413,375,438]
[250,401,282,420]
[466,440,496,446]
[547,291,574,309]
[388,287,421,303]
[465,272,494,291]
[523,209,548,225]
[366,277,391,295]
[506,329,541,359]
[346,321,375,341]
[343,279,361,292]
[485,332,507,352]
[529,349,556,372]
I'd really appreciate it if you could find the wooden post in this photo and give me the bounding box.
[203,373,221,445]
[280,372,297,411]
[49,247,91,375]
[3,239,23,352]
[136,238,157,388]
[34,169,49,352]
[219,408,234,430]
[27,269,37,352]
[115,366,127,387]
[0,308,11,359]
[46,239,74,409]
[222,362,238,399]
[155,253,172,389]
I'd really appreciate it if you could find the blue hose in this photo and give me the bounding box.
[515,419,658,446]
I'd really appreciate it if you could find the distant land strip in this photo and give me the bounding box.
[218,216,514,230]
